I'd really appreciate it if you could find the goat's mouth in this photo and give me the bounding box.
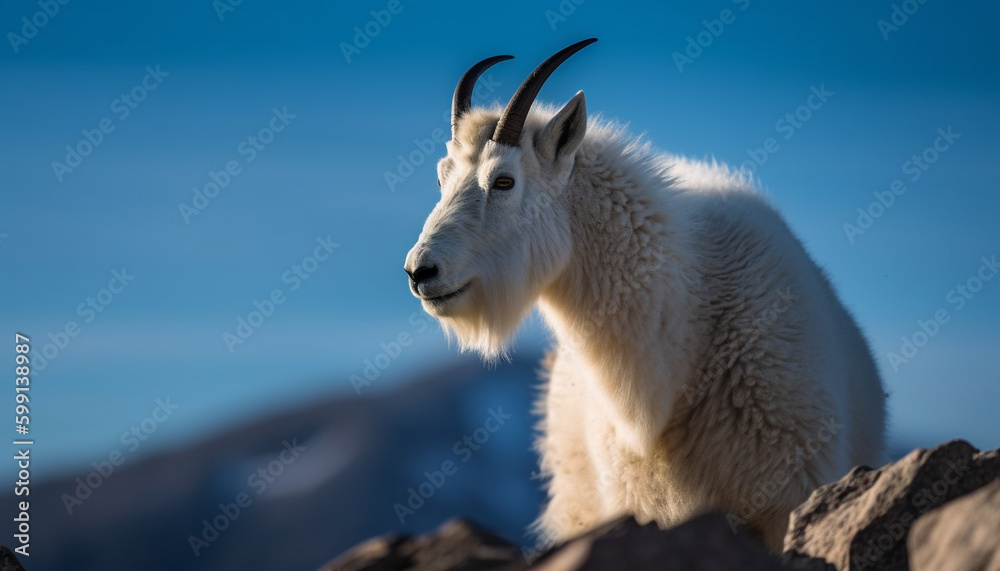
[421,282,471,305]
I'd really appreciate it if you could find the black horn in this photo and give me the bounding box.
[452,55,514,139]
[492,38,597,147]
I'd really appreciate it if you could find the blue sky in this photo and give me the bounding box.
[1,0,998,480]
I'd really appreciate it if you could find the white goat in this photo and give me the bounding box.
[404,39,887,550]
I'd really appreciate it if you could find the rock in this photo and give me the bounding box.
[0,547,26,571]
[780,552,837,571]
[908,477,1000,571]
[784,440,1000,571]
[318,518,523,571]
[323,441,1000,571]
[325,512,827,571]
[529,512,815,571]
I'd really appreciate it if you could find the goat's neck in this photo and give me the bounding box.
[538,155,702,453]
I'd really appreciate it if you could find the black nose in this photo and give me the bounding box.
[405,265,438,285]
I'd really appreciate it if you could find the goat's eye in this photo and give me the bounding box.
[493,176,515,190]
[436,177,441,187]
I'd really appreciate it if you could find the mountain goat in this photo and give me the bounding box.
[403,39,887,550]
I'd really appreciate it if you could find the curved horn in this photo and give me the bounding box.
[492,38,597,147]
[452,55,514,139]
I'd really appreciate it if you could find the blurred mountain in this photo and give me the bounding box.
[26,353,549,571]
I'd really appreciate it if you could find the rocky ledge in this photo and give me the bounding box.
[322,440,1000,571]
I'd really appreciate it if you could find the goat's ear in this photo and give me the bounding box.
[535,90,587,165]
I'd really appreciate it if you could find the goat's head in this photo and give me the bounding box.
[404,39,597,358]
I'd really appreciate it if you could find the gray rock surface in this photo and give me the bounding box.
[528,513,820,571]
[784,440,1000,571]
[908,477,1000,571]
[319,519,522,571]
[325,440,1000,571]
[0,547,26,571]
[326,512,829,571]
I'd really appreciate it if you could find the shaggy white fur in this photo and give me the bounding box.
[405,93,887,550]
